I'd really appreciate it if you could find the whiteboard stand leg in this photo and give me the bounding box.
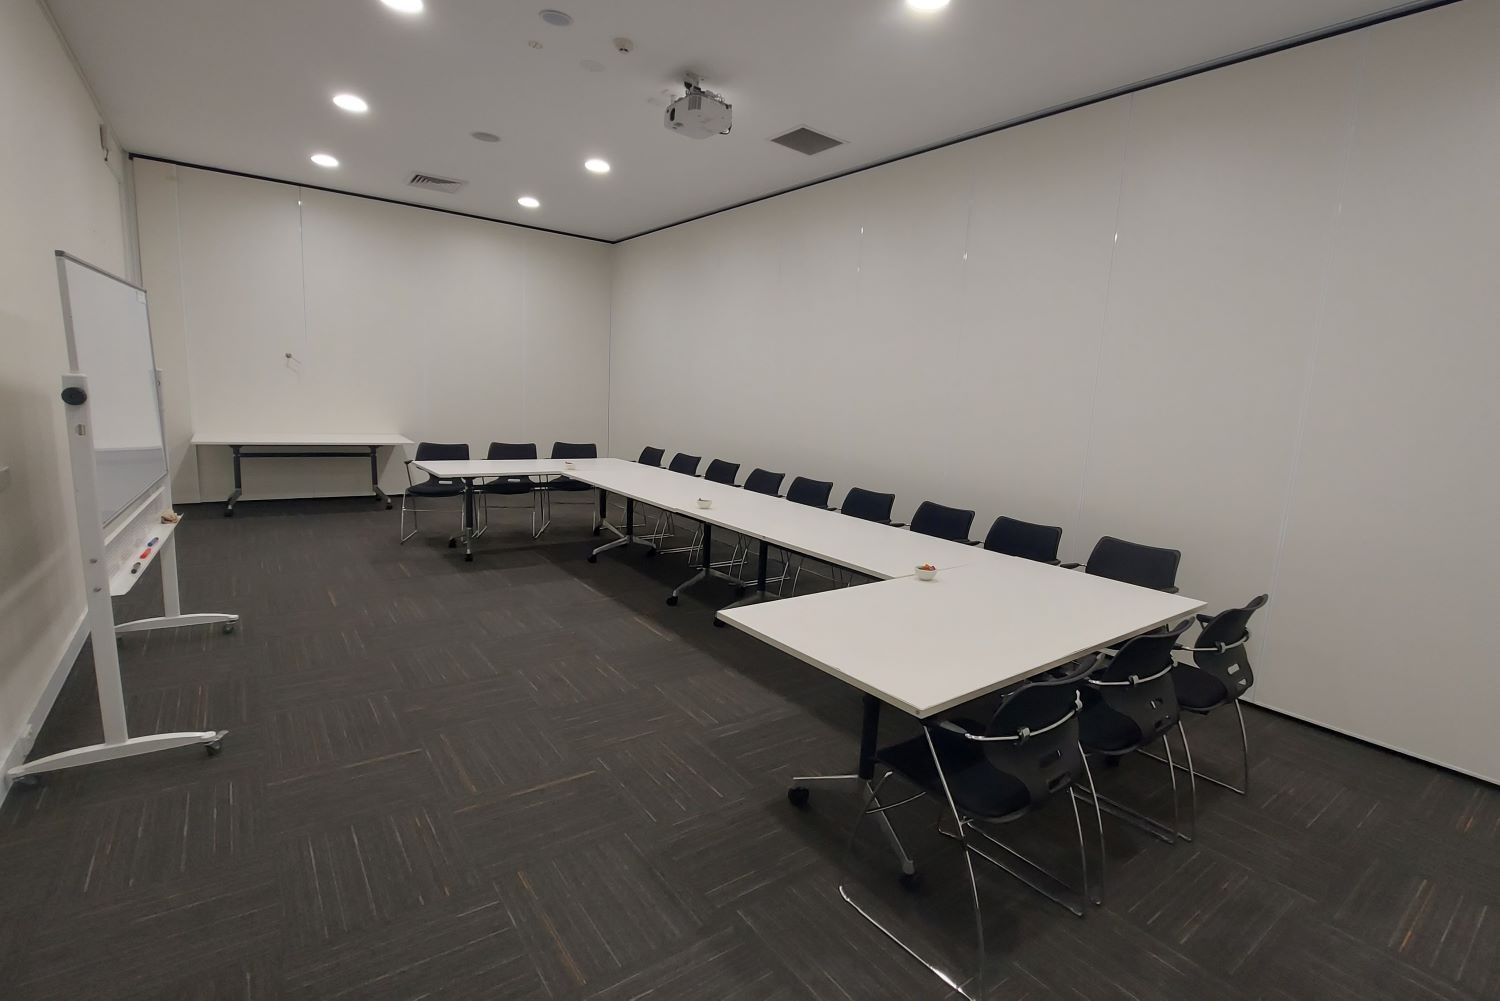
[8,730,226,779]
[160,533,183,617]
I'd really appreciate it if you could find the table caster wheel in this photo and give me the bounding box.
[735,586,748,598]
[713,618,726,628]
[787,786,810,808]
[644,549,656,560]
[447,538,457,549]
[587,554,598,564]
[224,510,233,518]
[205,739,223,757]
[666,595,678,607]
[11,774,42,790]
[463,553,473,562]
[592,526,602,536]
[899,871,923,891]
[223,621,236,634]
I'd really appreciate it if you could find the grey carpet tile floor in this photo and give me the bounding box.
[1,494,1497,1001]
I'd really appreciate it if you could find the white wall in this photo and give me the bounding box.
[134,161,613,503]
[0,0,128,784]
[609,1,1500,782]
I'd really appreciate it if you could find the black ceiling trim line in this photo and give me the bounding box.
[126,153,615,245]
[618,0,1461,243]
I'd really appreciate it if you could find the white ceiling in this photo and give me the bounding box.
[49,0,1418,242]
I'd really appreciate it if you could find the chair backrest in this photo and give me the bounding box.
[910,501,975,542]
[415,441,469,462]
[1085,536,1180,591]
[486,441,537,460]
[786,477,833,509]
[743,468,785,496]
[1192,594,1268,697]
[1087,619,1192,745]
[668,452,701,475]
[984,516,1062,563]
[704,459,740,485]
[550,441,597,459]
[637,446,665,467]
[840,487,895,524]
[979,683,1085,810]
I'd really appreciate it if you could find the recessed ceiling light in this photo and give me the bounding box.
[380,0,423,13]
[332,93,369,113]
[583,158,610,174]
[471,130,501,143]
[517,195,541,209]
[906,0,950,10]
[310,153,339,168]
[539,9,573,26]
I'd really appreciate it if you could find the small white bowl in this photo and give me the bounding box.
[914,566,937,581]
[697,498,713,510]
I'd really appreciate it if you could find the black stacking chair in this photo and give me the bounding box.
[477,442,541,537]
[637,445,665,467]
[400,442,468,543]
[725,468,786,581]
[667,452,701,476]
[843,663,1099,998]
[675,460,742,564]
[778,478,836,594]
[909,501,977,544]
[983,516,1063,564]
[1065,536,1180,592]
[1076,619,1196,845]
[839,487,897,525]
[743,468,785,496]
[542,441,598,530]
[703,459,740,485]
[1143,595,1268,796]
[786,477,834,510]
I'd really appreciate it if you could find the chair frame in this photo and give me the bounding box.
[839,669,1102,1001]
[398,456,465,545]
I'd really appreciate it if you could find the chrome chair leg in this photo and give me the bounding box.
[1078,748,1106,905]
[399,494,415,543]
[1140,699,1251,796]
[1175,721,1198,843]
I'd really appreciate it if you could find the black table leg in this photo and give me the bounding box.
[757,540,769,594]
[595,488,607,535]
[370,446,391,508]
[857,694,881,781]
[225,445,243,516]
[625,496,633,540]
[461,477,476,561]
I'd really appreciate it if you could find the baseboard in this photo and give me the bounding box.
[0,609,88,806]
[1243,695,1499,789]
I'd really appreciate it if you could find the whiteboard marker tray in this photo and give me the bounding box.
[109,517,179,597]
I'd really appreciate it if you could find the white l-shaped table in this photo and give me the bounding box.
[415,456,1203,997]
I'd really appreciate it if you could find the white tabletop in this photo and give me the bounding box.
[191,432,414,447]
[413,457,608,478]
[717,559,1205,718]
[565,461,985,579]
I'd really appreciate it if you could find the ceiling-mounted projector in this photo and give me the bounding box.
[664,74,731,139]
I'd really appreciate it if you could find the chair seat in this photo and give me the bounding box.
[544,476,592,491]
[480,477,534,495]
[407,480,464,498]
[876,731,1030,821]
[1171,663,1231,712]
[1077,700,1140,754]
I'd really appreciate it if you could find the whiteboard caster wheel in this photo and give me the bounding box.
[787,786,810,808]
[447,538,457,549]
[587,554,598,564]
[899,871,923,891]
[666,595,679,607]
[11,774,42,790]
[713,618,726,628]
[205,740,223,757]
[222,621,236,634]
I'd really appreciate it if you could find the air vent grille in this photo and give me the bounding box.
[769,127,844,156]
[407,172,468,194]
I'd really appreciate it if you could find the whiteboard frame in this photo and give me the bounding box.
[54,250,170,533]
